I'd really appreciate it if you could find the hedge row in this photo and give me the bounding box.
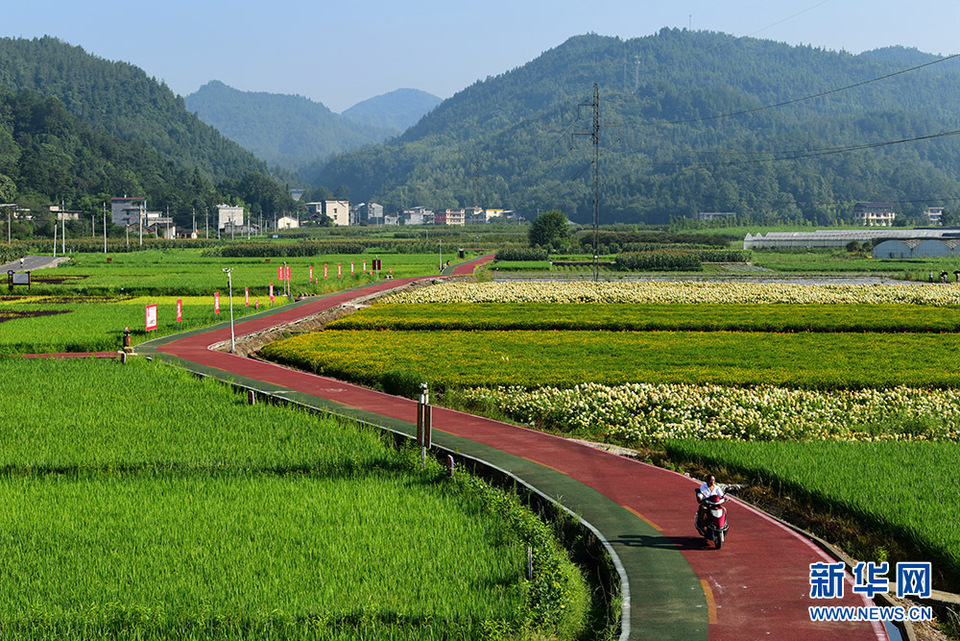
[495,248,549,261]
[614,251,703,271]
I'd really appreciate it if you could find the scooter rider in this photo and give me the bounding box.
[696,474,724,528]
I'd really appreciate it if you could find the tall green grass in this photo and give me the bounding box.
[0,296,287,354]
[0,358,591,639]
[665,439,960,591]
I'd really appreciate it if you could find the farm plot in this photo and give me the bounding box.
[330,301,960,333]
[20,249,430,297]
[257,279,960,593]
[0,357,589,639]
[260,328,960,389]
[0,295,286,354]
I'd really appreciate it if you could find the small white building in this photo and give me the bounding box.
[925,206,945,226]
[275,215,299,230]
[306,200,350,226]
[217,204,244,231]
[854,202,897,227]
[699,212,737,222]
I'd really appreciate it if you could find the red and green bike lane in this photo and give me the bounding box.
[137,257,887,641]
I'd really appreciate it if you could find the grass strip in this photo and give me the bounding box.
[330,302,960,333]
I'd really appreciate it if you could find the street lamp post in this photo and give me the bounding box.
[222,268,235,353]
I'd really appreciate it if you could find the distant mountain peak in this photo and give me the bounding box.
[185,81,396,173]
[341,88,442,133]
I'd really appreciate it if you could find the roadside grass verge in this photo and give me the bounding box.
[662,439,960,593]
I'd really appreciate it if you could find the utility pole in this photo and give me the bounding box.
[473,153,481,210]
[573,84,618,282]
[102,202,107,253]
[61,199,66,255]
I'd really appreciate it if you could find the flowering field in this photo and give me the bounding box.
[384,280,960,306]
[453,383,960,442]
[261,329,960,390]
[261,278,960,593]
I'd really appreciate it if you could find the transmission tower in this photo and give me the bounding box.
[573,84,616,281]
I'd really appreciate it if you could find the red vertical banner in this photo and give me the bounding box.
[145,304,158,331]
[245,287,249,307]
[351,262,355,275]
[214,292,220,315]
[277,266,283,281]
[363,260,367,273]
[176,298,183,323]
[324,264,328,279]
[337,263,342,277]
[309,266,313,282]
[285,265,291,282]
[269,283,274,302]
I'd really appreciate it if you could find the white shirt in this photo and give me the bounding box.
[698,482,724,499]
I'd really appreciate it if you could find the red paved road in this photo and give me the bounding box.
[155,257,887,641]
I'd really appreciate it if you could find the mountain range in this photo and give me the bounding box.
[184,82,440,173]
[5,31,960,227]
[312,30,960,224]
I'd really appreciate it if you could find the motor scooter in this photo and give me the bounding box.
[695,494,729,549]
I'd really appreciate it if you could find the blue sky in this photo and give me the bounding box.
[4,1,960,112]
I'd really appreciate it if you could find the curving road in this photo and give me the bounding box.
[140,256,889,641]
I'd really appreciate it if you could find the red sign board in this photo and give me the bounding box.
[145,304,158,331]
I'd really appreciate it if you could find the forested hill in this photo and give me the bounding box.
[0,36,268,182]
[185,81,396,173]
[313,30,960,225]
[341,89,442,134]
[0,88,220,213]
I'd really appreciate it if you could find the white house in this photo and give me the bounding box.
[217,204,244,231]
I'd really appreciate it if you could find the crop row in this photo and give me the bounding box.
[450,382,960,443]
[330,302,960,333]
[260,329,960,390]
[384,280,960,305]
[0,357,588,639]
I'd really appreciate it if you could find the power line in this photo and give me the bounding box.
[655,52,960,127]
[656,128,960,170]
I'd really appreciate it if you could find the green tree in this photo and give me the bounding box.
[0,173,15,203]
[528,210,570,249]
